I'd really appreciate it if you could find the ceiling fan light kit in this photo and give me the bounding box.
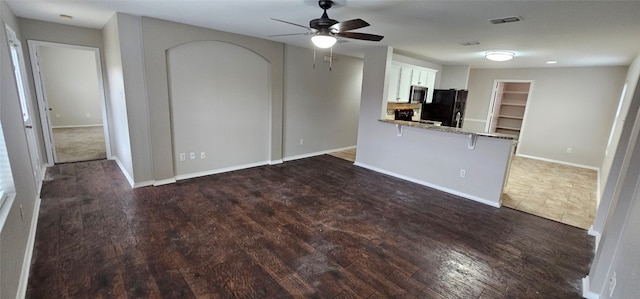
[485,51,515,61]
[311,34,337,48]
[271,0,384,49]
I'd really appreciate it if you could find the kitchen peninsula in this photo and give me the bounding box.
[356,47,517,208]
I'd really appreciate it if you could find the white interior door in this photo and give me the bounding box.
[5,25,42,185]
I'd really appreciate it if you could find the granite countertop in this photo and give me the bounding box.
[378,119,519,140]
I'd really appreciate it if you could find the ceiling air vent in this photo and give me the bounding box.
[489,16,522,24]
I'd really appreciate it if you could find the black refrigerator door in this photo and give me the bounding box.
[422,89,456,126]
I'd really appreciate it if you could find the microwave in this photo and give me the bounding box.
[409,85,428,103]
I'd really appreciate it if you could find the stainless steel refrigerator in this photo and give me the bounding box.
[421,89,468,128]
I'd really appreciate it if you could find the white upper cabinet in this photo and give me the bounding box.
[386,62,438,104]
[410,69,427,86]
[398,67,412,102]
[387,64,401,102]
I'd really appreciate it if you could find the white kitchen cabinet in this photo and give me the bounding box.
[424,71,436,103]
[398,67,412,102]
[385,62,438,107]
[410,69,428,86]
[387,64,401,102]
[386,63,414,102]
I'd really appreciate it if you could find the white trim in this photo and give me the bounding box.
[283,146,357,162]
[17,197,41,299]
[353,161,501,208]
[133,181,154,188]
[175,161,270,181]
[582,276,600,299]
[153,178,176,187]
[463,118,486,124]
[0,193,16,233]
[27,40,112,164]
[112,156,135,187]
[269,159,283,165]
[516,154,600,171]
[51,124,104,129]
[588,226,602,251]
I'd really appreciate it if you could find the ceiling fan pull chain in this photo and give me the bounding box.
[313,46,316,69]
[329,46,333,72]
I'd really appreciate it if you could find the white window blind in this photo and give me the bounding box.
[0,123,15,207]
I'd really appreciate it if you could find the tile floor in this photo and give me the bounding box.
[502,156,597,230]
[329,148,598,230]
[328,148,357,162]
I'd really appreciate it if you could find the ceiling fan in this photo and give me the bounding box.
[270,0,384,49]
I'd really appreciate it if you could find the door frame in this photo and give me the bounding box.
[5,24,42,186]
[485,79,534,155]
[27,40,111,164]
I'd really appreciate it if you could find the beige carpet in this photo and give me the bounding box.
[52,127,107,163]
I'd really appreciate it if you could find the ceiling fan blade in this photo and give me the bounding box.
[330,18,369,32]
[268,32,311,37]
[336,32,384,42]
[271,18,311,30]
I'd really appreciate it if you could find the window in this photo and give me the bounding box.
[0,123,15,208]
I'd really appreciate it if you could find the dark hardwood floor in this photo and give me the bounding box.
[27,155,593,298]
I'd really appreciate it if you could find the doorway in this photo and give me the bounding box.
[5,24,41,185]
[485,80,533,152]
[27,41,110,164]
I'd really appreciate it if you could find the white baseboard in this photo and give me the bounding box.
[582,276,600,299]
[17,196,41,299]
[283,145,356,162]
[175,160,269,181]
[353,161,501,208]
[516,154,599,171]
[588,226,602,251]
[269,159,283,165]
[111,157,136,188]
[153,178,176,187]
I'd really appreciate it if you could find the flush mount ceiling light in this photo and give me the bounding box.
[311,34,337,49]
[485,51,515,62]
[546,60,558,64]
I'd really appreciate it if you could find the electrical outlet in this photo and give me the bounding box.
[566,147,573,154]
[609,271,616,297]
[179,153,186,161]
[55,113,60,119]
[460,169,466,178]
[190,152,196,160]
[200,152,206,159]
[299,139,304,146]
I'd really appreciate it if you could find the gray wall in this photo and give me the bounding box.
[167,41,270,177]
[102,14,135,185]
[440,65,470,90]
[38,46,103,127]
[18,18,106,165]
[586,53,640,298]
[0,3,40,298]
[355,46,514,206]
[140,17,284,183]
[465,67,627,168]
[283,45,363,159]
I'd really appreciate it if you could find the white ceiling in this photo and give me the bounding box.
[6,0,640,68]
